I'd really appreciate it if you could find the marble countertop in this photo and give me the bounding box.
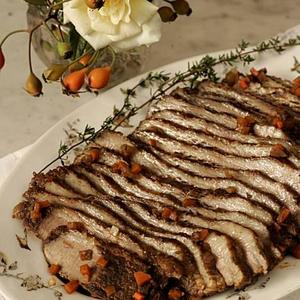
[0,0,300,158]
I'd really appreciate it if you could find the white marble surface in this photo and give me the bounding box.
[0,0,300,157]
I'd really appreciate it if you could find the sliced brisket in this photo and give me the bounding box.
[13,73,300,299]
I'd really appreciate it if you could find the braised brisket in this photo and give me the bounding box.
[13,72,300,299]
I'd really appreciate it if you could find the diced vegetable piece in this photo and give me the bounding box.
[80,264,92,282]
[168,288,184,299]
[133,292,145,300]
[105,285,116,297]
[270,144,288,158]
[236,116,255,134]
[48,264,61,275]
[31,203,41,221]
[112,161,129,174]
[250,67,259,77]
[272,116,284,129]
[183,198,197,207]
[131,163,142,175]
[96,257,108,268]
[38,200,50,208]
[277,207,290,224]
[162,207,172,219]
[162,207,178,221]
[64,280,79,294]
[149,139,157,147]
[238,77,250,90]
[88,148,101,162]
[191,229,209,242]
[67,222,84,230]
[79,249,93,261]
[134,271,152,287]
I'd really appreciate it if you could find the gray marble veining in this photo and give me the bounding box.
[0,0,299,157]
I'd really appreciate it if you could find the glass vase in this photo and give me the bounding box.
[26,4,149,89]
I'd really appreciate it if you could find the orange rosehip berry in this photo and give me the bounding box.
[79,54,92,66]
[0,48,5,70]
[63,69,86,93]
[88,66,111,90]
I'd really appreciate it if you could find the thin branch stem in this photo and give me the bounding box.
[57,25,64,42]
[28,23,44,73]
[0,29,28,48]
[108,46,116,68]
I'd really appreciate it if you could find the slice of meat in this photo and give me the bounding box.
[206,232,250,288]
[76,149,274,242]
[93,131,281,216]
[25,187,225,295]
[131,129,300,192]
[91,132,283,263]
[246,77,300,114]
[43,226,161,299]
[172,87,266,121]
[27,164,271,278]
[198,81,279,117]
[137,116,300,169]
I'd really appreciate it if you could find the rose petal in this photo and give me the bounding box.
[123,0,132,23]
[130,0,158,25]
[81,31,113,50]
[88,10,118,35]
[108,20,141,42]
[99,0,126,25]
[64,0,92,35]
[112,13,161,49]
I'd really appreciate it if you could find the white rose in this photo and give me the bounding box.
[63,0,162,50]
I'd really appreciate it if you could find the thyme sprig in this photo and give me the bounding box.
[0,252,63,299]
[40,36,300,173]
[291,56,300,74]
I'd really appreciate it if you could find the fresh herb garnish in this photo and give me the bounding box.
[39,36,300,173]
[0,252,63,299]
[16,229,31,251]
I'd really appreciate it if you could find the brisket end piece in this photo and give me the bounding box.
[43,226,165,299]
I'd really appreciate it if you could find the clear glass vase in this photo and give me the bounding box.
[26,4,149,89]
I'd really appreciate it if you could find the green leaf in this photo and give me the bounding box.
[24,0,47,6]
[68,24,93,59]
[68,25,80,60]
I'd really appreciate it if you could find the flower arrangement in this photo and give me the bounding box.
[0,0,192,97]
